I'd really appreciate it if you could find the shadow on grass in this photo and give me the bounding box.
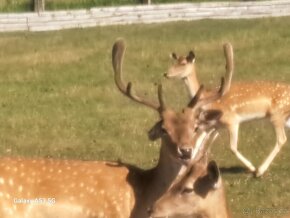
[220,166,248,174]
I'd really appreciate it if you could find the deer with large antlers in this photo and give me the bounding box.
[148,126,230,218]
[0,40,224,218]
[112,39,225,217]
[165,44,290,177]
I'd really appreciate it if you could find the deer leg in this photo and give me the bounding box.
[229,124,256,172]
[256,120,286,177]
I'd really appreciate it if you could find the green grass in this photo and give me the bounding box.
[0,17,290,217]
[45,0,241,10]
[0,0,243,12]
[0,0,32,12]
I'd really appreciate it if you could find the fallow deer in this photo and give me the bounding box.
[148,159,231,218]
[165,44,290,177]
[0,40,224,218]
[112,39,225,217]
[167,43,233,98]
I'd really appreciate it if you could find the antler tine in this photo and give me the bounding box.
[219,77,225,95]
[200,129,219,159]
[205,129,219,152]
[188,85,205,108]
[112,39,160,111]
[112,39,127,93]
[194,128,219,164]
[197,77,225,108]
[157,84,166,112]
[223,42,234,94]
[189,77,225,110]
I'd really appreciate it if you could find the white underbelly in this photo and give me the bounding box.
[285,118,290,128]
[237,112,266,123]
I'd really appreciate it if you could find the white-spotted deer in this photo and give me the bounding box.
[165,44,290,177]
[0,40,224,218]
[148,158,231,218]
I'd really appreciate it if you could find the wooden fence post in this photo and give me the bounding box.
[34,0,45,13]
[141,0,151,4]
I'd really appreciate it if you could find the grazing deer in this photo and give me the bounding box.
[0,40,224,218]
[148,158,231,218]
[165,44,290,177]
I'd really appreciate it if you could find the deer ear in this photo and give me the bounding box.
[171,53,178,60]
[196,109,222,130]
[186,51,195,63]
[199,109,223,122]
[148,121,163,141]
[207,161,221,189]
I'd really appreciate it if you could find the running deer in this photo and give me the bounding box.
[0,40,224,218]
[148,158,231,218]
[165,44,290,177]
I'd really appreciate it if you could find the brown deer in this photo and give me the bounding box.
[148,158,231,218]
[165,43,290,177]
[0,40,224,218]
[167,43,233,98]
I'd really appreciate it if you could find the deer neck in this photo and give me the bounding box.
[155,144,186,183]
[147,142,186,200]
[183,68,200,97]
[130,143,186,218]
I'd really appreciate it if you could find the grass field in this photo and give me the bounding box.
[0,0,242,12]
[0,17,290,217]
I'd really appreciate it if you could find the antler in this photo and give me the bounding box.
[202,129,219,155]
[222,42,234,95]
[187,42,230,110]
[112,39,165,113]
[187,85,205,108]
[188,77,225,109]
[196,128,219,163]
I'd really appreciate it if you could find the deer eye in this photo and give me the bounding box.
[181,187,194,194]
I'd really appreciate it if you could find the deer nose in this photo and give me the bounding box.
[178,147,193,160]
[147,207,153,215]
[163,73,169,78]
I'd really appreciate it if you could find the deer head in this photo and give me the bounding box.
[165,51,196,79]
[149,160,230,218]
[165,43,234,96]
[112,39,224,165]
